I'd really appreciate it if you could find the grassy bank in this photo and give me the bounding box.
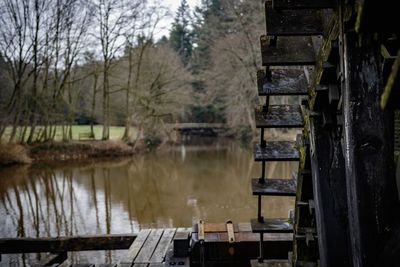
[1,125,137,142]
[0,140,141,166]
[0,125,142,166]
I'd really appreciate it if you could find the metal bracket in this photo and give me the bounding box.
[226,220,235,244]
[198,220,205,242]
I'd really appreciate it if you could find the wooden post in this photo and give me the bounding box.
[342,31,400,266]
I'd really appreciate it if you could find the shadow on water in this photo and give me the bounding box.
[0,138,297,265]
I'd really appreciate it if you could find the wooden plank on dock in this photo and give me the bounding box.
[191,231,293,242]
[135,229,163,263]
[150,228,176,263]
[261,35,316,66]
[0,235,136,254]
[238,223,252,232]
[124,229,151,264]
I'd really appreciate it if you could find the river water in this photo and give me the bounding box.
[0,139,297,265]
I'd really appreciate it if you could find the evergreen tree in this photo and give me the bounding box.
[169,0,193,66]
[192,0,227,74]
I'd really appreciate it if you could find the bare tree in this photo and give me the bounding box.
[90,0,144,140]
[0,0,35,143]
[121,1,169,141]
[0,0,91,143]
[202,0,264,133]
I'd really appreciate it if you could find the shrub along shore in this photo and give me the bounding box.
[0,140,143,166]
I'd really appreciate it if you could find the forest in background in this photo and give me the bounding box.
[0,0,265,144]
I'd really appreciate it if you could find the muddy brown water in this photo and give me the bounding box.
[0,140,297,265]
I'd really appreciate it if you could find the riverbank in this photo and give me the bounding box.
[0,140,141,166]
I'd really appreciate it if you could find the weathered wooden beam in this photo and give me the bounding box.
[0,234,136,254]
[190,234,292,264]
[343,31,400,266]
[309,117,351,266]
[266,4,324,36]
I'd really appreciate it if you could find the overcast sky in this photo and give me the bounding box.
[157,0,201,38]
[164,0,201,14]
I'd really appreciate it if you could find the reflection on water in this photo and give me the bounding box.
[0,140,297,264]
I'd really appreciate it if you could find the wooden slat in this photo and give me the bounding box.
[238,223,252,232]
[257,69,308,96]
[192,223,239,233]
[250,218,293,233]
[0,235,137,254]
[164,249,190,266]
[266,5,324,36]
[261,35,316,66]
[150,228,176,263]
[34,252,67,266]
[124,229,151,264]
[273,0,334,9]
[95,264,117,267]
[135,229,163,263]
[132,264,148,267]
[58,260,72,267]
[173,228,191,257]
[71,265,95,267]
[252,178,297,196]
[251,259,291,267]
[254,142,299,162]
[255,105,303,128]
[191,232,293,242]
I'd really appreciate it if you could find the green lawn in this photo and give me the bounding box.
[1,125,138,142]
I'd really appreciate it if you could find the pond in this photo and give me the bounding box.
[0,139,297,265]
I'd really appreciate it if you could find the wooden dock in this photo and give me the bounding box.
[0,222,292,267]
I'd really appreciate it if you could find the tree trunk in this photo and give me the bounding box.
[122,48,134,141]
[102,63,110,140]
